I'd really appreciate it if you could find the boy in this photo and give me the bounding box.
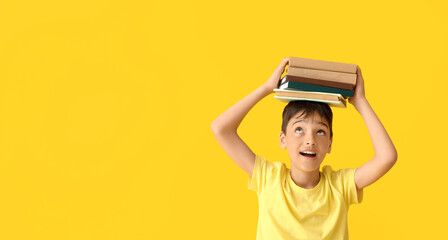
[210,58,397,240]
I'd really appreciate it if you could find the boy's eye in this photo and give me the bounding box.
[295,127,303,133]
[317,130,326,135]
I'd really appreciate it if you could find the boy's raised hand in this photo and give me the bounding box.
[263,57,290,92]
[348,65,367,107]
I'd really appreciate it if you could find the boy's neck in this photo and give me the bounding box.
[290,168,321,189]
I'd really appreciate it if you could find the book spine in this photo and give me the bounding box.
[289,56,358,73]
[280,81,354,97]
[286,67,356,90]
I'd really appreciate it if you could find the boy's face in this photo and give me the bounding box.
[279,110,332,173]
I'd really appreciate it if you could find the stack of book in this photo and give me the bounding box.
[274,56,358,108]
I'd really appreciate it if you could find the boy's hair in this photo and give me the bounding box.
[281,101,333,138]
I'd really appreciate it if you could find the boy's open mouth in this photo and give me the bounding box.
[300,151,317,157]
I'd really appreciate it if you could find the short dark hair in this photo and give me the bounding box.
[281,101,333,138]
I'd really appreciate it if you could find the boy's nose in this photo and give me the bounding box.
[305,134,316,146]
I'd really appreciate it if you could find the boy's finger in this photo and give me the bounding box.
[356,65,362,75]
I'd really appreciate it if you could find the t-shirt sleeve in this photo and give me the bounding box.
[247,155,275,196]
[339,168,364,205]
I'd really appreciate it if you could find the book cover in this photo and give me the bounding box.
[285,67,357,90]
[289,56,358,73]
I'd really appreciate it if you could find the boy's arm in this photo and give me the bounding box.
[211,58,289,178]
[350,66,398,190]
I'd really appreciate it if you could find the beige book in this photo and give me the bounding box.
[290,56,358,73]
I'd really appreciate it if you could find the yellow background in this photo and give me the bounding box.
[1,0,447,239]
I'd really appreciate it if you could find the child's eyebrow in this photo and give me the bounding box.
[293,120,306,125]
[317,122,329,129]
[293,120,329,129]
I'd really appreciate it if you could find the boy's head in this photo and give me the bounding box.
[281,101,333,138]
[279,101,333,172]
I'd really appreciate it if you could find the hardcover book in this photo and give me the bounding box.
[289,56,358,74]
[279,78,354,97]
[274,89,347,108]
[286,67,357,90]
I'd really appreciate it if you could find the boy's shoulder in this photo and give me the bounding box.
[257,155,285,168]
[321,165,358,186]
[322,165,356,175]
[256,156,288,177]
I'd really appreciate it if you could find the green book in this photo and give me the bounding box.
[279,78,354,97]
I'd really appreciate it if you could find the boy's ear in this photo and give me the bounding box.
[328,137,333,154]
[279,131,287,149]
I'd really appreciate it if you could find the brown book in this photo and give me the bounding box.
[274,89,346,108]
[286,67,357,90]
[289,56,358,73]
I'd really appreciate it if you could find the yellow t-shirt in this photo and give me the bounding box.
[248,155,363,240]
